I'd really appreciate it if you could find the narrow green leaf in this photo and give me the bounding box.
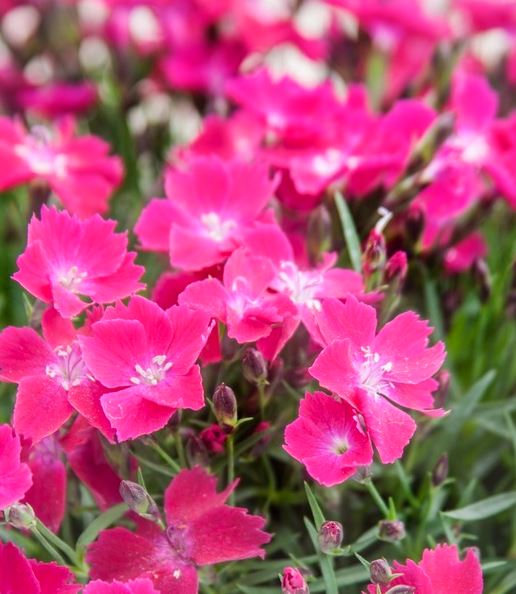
[334,192,362,272]
[76,503,128,551]
[304,482,325,529]
[443,491,516,521]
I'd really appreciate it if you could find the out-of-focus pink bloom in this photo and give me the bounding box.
[23,436,66,532]
[135,156,276,270]
[79,296,211,441]
[242,224,364,358]
[84,579,160,594]
[325,0,449,101]
[0,424,32,510]
[284,391,373,486]
[16,82,97,119]
[0,117,123,217]
[455,0,516,32]
[0,309,113,443]
[325,0,449,41]
[309,297,446,463]
[200,424,228,454]
[87,467,271,593]
[228,71,434,197]
[364,544,483,594]
[0,541,79,594]
[282,566,310,594]
[415,72,516,248]
[176,113,264,163]
[14,206,144,318]
[160,40,246,95]
[444,233,487,273]
[226,70,346,146]
[179,247,296,345]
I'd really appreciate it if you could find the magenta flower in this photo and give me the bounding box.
[282,566,310,594]
[0,541,79,594]
[0,117,123,217]
[444,232,487,274]
[84,578,159,594]
[14,206,144,318]
[179,246,296,345]
[309,297,446,463]
[79,296,212,441]
[0,424,32,510]
[135,155,276,270]
[364,544,483,594]
[242,223,365,357]
[0,310,113,443]
[86,467,271,593]
[284,391,373,487]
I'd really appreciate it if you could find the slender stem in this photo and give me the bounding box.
[227,434,235,505]
[175,432,187,468]
[148,439,182,473]
[36,520,81,566]
[31,527,67,566]
[365,479,390,518]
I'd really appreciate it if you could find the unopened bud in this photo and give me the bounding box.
[432,453,448,487]
[385,251,408,285]
[213,383,237,428]
[406,208,424,244]
[473,258,491,302]
[370,558,392,584]
[119,481,159,520]
[6,503,36,529]
[434,370,450,409]
[242,349,268,384]
[378,519,406,542]
[318,521,343,553]
[362,229,386,279]
[185,433,209,466]
[281,567,309,594]
[307,205,332,261]
[385,586,415,594]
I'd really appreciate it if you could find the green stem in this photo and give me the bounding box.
[227,434,235,505]
[175,432,187,468]
[35,520,81,566]
[365,479,390,518]
[148,440,182,473]
[31,527,67,566]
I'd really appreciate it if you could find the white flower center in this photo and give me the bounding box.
[57,266,87,292]
[358,346,394,398]
[276,261,322,310]
[15,127,68,178]
[200,212,235,242]
[45,344,91,391]
[130,355,172,386]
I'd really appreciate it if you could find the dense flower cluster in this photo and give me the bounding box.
[0,0,514,592]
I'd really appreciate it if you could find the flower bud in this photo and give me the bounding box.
[385,586,415,594]
[318,520,343,553]
[6,503,36,529]
[281,567,309,594]
[473,258,491,302]
[119,481,159,520]
[213,383,237,428]
[362,229,386,279]
[378,519,406,542]
[185,433,209,466]
[370,558,392,584]
[385,251,408,285]
[432,453,448,487]
[242,349,268,384]
[434,369,450,409]
[307,205,332,261]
